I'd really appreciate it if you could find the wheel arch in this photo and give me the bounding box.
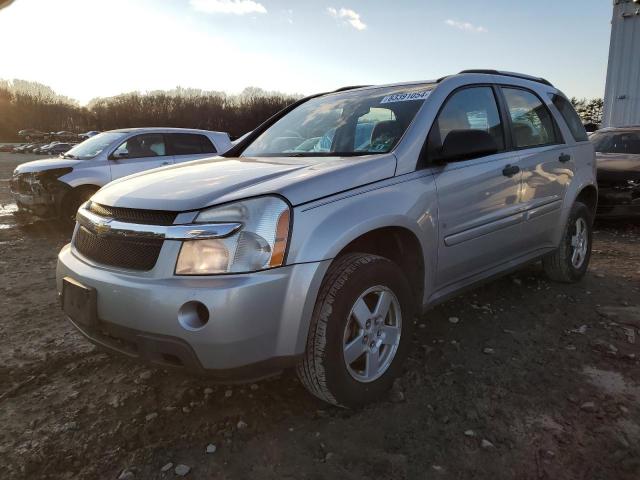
[330,226,425,312]
[574,184,598,220]
[58,183,101,217]
[288,222,431,359]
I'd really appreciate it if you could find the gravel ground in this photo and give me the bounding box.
[1,152,639,480]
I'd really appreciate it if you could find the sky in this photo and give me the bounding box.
[0,0,613,105]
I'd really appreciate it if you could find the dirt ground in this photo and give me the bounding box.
[1,152,639,480]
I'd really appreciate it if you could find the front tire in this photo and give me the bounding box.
[296,253,415,407]
[543,201,593,283]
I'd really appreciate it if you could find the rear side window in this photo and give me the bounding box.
[552,95,588,142]
[428,86,505,161]
[502,88,560,148]
[168,134,217,155]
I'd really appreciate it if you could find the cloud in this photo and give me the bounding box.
[445,19,487,33]
[189,0,267,15]
[327,7,367,31]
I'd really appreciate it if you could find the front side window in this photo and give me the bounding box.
[168,133,216,155]
[428,86,505,161]
[241,85,434,157]
[552,95,588,142]
[503,88,560,148]
[112,133,166,159]
[591,131,640,154]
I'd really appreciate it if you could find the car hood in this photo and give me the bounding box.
[14,157,81,174]
[92,154,397,211]
[596,152,640,182]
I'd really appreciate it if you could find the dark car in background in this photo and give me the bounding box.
[592,127,640,218]
[46,142,74,155]
[35,141,63,154]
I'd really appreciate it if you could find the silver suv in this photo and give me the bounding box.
[57,70,597,407]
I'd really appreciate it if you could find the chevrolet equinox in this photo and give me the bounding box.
[57,70,597,407]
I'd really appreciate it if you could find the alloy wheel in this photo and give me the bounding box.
[570,217,589,269]
[342,286,402,383]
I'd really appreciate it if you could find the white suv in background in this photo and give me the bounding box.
[10,127,232,220]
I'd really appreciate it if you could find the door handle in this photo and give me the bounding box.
[559,153,571,163]
[502,164,520,177]
[161,161,171,166]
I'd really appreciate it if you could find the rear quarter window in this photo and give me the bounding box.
[552,95,589,142]
[168,134,217,155]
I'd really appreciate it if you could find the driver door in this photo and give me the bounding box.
[109,133,174,180]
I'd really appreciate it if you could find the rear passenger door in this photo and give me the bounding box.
[500,87,573,250]
[166,133,217,164]
[429,86,524,289]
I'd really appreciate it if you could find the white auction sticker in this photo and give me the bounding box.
[380,90,432,104]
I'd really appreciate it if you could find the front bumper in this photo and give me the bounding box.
[11,191,57,217]
[10,175,69,218]
[56,243,330,378]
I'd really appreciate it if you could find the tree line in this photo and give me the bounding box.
[570,97,604,126]
[0,80,300,142]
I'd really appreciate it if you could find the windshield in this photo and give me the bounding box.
[63,132,127,159]
[592,130,640,155]
[241,85,434,157]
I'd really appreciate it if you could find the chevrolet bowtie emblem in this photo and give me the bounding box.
[93,221,112,236]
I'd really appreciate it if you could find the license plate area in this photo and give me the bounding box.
[62,277,97,328]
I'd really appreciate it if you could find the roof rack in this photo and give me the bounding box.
[333,85,372,92]
[458,69,554,87]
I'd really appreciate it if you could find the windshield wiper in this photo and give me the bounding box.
[274,151,377,158]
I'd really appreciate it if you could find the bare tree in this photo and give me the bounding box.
[0,80,300,141]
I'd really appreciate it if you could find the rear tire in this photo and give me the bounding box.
[296,253,415,408]
[543,201,592,283]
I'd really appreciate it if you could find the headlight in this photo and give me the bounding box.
[175,196,291,275]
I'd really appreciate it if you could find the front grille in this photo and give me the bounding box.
[74,226,163,271]
[89,202,177,226]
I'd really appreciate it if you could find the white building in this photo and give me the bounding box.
[603,0,640,127]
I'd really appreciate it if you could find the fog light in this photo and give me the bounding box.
[178,301,209,331]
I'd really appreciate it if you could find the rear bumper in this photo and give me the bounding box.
[56,243,330,376]
[597,188,640,218]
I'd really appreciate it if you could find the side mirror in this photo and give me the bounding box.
[440,129,499,162]
[112,151,129,160]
